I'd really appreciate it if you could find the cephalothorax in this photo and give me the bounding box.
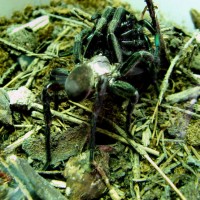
[42,6,159,169]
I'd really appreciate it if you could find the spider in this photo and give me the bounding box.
[42,6,160,169]
[74,6,160,92]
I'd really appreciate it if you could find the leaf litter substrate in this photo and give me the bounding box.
[0,0,200,199]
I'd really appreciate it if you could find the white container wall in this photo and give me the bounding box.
[0,0,199,32]
[124,0,200,33]
[0,0,50,18]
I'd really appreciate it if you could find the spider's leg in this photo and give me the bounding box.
[90,76,108,163]
[109,80,139,133]
[74,29,92,63]
[138,19,155,35]
[93,6,114,35]
[139,19,160,57]
[121,50,159,94]
[113,51,157,132]
[124,51,160,95]
[140,3,168,67]
[84,6,114,58]
[107,7,127,63]
[42,84,53,170]
[120,51,156,80]
[42,68,68,170]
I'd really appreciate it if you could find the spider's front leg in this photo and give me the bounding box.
[83,6,114,59]
[109,80,139,133]
[107,7,128,63]
[90,76,108,163]
[120,50,157,90]
[110,50,156,133]
[74,29,92,63]
[73,6,114,63]
[42,68,69,169]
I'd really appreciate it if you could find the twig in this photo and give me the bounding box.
[25,59,46,88]
[0,37,57,60]
[37,170,63,175]
[130,151,141,199]
[3,65,47,88]
[106,119,159,156]
[54,27,71,42]
[32,103,87,124]
[158,29,200,105]
[68,100,92,112]
[4,126,41,153]
[14,125,34,128]
[179,64,200,85]
[50,180,66,189]
[144,155,186,200]
[0,63,18,85]
[162,103,200,118]
[3,70,28,88]
[93,161,122,200]
[38,9,91,28]
[145,0,169,66]
[142,97,200,118]
[165,86,200,104]
[71,7,93,27]
[98,126,159,156]
[71,7,92,21]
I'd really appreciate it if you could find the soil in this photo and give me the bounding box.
[0,0,200,200]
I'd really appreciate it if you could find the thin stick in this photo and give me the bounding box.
[159,30,199,105]
[0,63,18,85]
[0,38,57,60]
[38,9,91,28]
[142,98,200,118]
[145,0,169,66]
[3,70,28,88]
[93,161,122,200]
[144,154,186,200]
[4,126,41,153]
[165,86,200,104]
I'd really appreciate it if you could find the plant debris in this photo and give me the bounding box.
[0,0,200,200]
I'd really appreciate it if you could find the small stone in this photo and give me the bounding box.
[7,86,36,109]
[63,151,108,200]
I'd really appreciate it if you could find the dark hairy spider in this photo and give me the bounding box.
[74,6,160,92]
[42,6,160,169]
